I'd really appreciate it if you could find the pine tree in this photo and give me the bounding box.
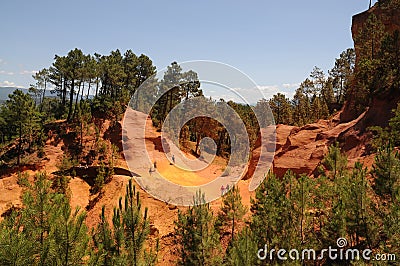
[65,48,86,122]
[174,191,222,266]
[0,211,36,266]
[322,176,348,248]
[0,172,90,265]
[371,144,400,200]
[321,142,347,180]
[346,162,378,248]
[224,227,258,266]
[321,78,335,112]
[91,206,115,265]
[310,66,325,97]
[217,185,247,243]
[313,174,334,244]
[269,93,292,124]
[3,89,39,165]
[292,86,312,126]
[120,179,151,266]
[134,54,157,91]
[291,174,315,245]
[329,48,356,106]
[352,13,386,112]
[91,180,156,266]
[21,172,59,265]
[51,200,89,266]
[357,13,386,62]
[152,62,203,128]
[317,146,349,247]
[319,149,379,250]
[250,172,295,260]
[376,29,400,95]
[75,100,92,148]
[384,193,400,256]
[32,68,50,110]
[388,103,400,146]
[310,96,329,121]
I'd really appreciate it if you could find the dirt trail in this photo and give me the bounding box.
[122,108,246,206]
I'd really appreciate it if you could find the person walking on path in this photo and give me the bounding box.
[172,154,175,164]
[220,185,225,196]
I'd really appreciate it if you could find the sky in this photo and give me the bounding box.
[0,0,377,101]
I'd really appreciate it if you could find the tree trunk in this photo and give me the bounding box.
[67,79,74,121]
[17,122,22,166]
[40,80,47,112]
[86,81,91,100]
[81,82,85,101]
[73,82,81,119]
[62,78,67,107]
[95,77,99,97]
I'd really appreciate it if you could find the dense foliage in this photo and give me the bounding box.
[173,140,400,265]
[266,49,355,126]
[0,174,157,266]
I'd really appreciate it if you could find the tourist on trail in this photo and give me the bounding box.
[220,185,225,196]
[149,166,152,175]
[154,161,157,169]
[172,154,175,164]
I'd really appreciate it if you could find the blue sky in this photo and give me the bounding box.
[0,0,377,100]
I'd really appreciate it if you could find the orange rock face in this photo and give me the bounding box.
[245,110,373,179]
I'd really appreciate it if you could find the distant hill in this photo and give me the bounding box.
[0,87,94,105]
[0,87,28,104]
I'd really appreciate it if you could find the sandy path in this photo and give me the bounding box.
[122,108,249,205]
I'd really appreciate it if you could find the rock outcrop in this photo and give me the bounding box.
[244,1,400,179]
[244,111,368,179]
[341,0,400,125]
